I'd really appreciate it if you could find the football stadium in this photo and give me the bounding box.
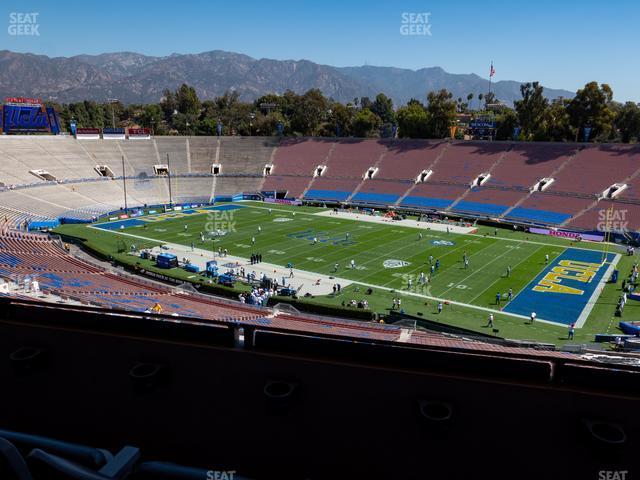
[0,1,639,479]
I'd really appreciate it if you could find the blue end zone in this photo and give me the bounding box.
[304,190,351,201]
[206,204,245,211]
[351,192,400,204]
[94,204,245,230]
[503,248,616,325]
[505,207,571,224]
[400,196,452,209]
[451,201,509,216]
[94,219,146,230]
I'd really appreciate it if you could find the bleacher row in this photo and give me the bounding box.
[1,230,562,353]
[265,139,640,230]
[1,136,639,230]
[0,231,408,342]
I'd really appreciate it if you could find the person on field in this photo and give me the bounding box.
[568,322,575,340]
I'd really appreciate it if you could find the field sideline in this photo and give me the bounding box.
[55,201,636,346]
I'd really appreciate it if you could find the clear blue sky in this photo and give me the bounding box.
[3,0,638,102]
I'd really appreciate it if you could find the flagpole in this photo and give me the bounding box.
[489,61,493,98]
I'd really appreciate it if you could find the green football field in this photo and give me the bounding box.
[54,201,638,346]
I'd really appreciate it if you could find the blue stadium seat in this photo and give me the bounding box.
[304,189,351,201]
[0,436,33,480]
[400,196,452,209]
[505,207,571,224]
[451,201,509,216]
[27,446,139,480]
[351,192,400,204]
[0,429,112,469]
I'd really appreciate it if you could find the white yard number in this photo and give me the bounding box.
[447,283,469,290]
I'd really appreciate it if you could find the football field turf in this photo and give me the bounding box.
[56,201,633,345]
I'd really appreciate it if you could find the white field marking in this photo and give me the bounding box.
[363,235,489,288]
[221,202,624,256]
[356,236,477,285]
[246,202,624,254]
[438,241,528,298]
[87,208,617,328]
[351,278,537,324]
[222,207,408,271]
[467,245,545,304]
[99,200,623,257]
[468,231,622,254]
[575,253,621,329]
[503,248,567,309]
[375,237,499,289]
[283,220,421,271]
[90,224,538,322]
[87,226,352,296]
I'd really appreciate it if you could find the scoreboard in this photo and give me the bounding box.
[0,97,61,134]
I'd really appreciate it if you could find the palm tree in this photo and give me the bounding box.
[478,93,484,111]
[467,93,474,111]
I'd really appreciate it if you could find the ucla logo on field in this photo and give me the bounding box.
[383,259,411,269]
[431,240,455,246]
[533,259,602,295]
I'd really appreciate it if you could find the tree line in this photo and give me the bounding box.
[48,81,640,143]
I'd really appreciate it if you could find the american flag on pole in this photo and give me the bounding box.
[489,62,495,78]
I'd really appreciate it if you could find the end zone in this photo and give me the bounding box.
[503,248,620,326]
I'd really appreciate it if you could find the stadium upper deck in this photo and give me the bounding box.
[0,136,638,232]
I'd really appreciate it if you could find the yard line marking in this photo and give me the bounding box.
[575,253,621,328]
[438,241,528,298]
[240,202,621,254]
[503,248,566,307]
[376,238,495,288]
[87,224,564,327]
[467,245,544,304]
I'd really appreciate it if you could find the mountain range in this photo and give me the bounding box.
[0,50,574,106]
